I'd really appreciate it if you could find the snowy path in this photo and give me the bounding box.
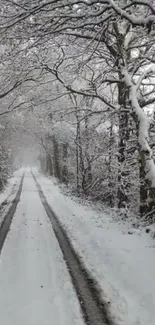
[35,172,155,325]
[0,173,84,325]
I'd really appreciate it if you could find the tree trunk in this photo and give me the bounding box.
[48,154,53,176]
[76,118,80,191]
[78,121,85,192]
[52,136,61,180]
[139,151,148,216]
[117,80,129,208]
[61,143,68,185]
[123,66,155,218]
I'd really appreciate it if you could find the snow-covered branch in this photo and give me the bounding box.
[136,66,155,91]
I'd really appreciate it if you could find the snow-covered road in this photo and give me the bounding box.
[0,173,84,325]
[35,171,155,325]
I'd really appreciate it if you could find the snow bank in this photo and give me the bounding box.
[0,168,23,226]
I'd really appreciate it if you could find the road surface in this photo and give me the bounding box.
[0,173,84,325]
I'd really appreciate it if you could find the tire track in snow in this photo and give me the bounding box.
[32,172,114,325]
[0,173,24,254]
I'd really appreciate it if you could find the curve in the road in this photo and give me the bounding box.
[32,173,114,325]
[0,174,24,254]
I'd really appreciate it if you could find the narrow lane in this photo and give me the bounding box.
[33,172,112,325]
[0,173,84,325]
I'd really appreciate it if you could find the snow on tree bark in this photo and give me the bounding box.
[122,66,155,197]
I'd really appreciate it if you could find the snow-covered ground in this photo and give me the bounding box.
[36,171,155,325]
[0,169,22,205]
[0,172,84,325]
[0,168,24,227]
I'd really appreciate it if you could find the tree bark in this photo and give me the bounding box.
[139,151,148,215]
[117,80,129,208]
[48,154,53,176]
[52,136,61,180]
[61,143,68,185]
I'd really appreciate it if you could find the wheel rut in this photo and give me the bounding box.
[0,174,24,253]
[32,172,114,325]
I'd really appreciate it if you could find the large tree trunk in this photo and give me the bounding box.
[123,66,155,218]
[108,121,114,207]
[117,80,129,208]
[112,23,130,209]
